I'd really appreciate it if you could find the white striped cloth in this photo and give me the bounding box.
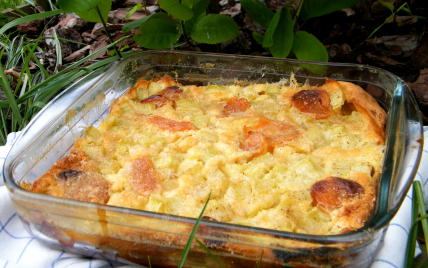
[1,128,427,268]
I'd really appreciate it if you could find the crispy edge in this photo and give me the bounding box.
[337,80,387,138]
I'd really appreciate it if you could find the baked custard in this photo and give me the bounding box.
[31,75,386,235]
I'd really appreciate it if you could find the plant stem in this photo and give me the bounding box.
[293,0,304,30]
[95,6,122,59]
[142,0,149,16]
[180,20,195,48]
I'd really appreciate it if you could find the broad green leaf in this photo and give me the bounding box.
[76,0,112,23]
[134,19,180,49]
[123,12,173,33]
[291,31,328,62]
[191,14,239,44]
[58,0,100,13]
[265,7,293,58]
[252,32,264,45]
[181,0,196,9]
[378,0,394,12]
[241,0,274,28]
[262,9,280,48]
[184,0,211,34]
[292,31,328,74]
[159,0,194,21]
[126,3,142,19]
[301,0,362,21]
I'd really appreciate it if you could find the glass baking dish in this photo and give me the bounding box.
[3,51,424,267]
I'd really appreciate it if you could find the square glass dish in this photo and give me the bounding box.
[3,51,424,267]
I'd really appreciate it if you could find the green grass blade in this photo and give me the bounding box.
[0,2,29,16]
[0,60,22,124]
[178,193,211,268]
[33,70,85,103]
[195,239,225,268]
[42,36,88,46]
[0,10,63,36]
[15,29,45,93]
[16,36,130,103]
[30,50,50,79]
[53,29,62,73]
[405,182,420,268]
[0,110,7,145]
[414,181,428,254]
[256,249,264,268]
[0,100,10,108]
[148,256,152,268]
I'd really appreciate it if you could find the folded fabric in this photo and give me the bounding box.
[1,128,427,268]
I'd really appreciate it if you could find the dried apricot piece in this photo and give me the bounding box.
[127,156,161,196]
[147,115,196,132]
[221,97,250,117]
[141,95,173,107]
[160,86,184,100]
[310,177,364,212]
[239,132,268,160]
[55,169,110,204]
[291,90,331,119]
[243,118,300,151]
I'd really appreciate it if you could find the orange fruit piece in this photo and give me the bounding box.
[147,115,196,132]
[291,90,331,119]
[221,97,250,117]
[127,156,161,196]
[141,95,174,107]
[159,86,184,100]
[239,132,268,160]
[243,118,300,151]
[310,177,364,212]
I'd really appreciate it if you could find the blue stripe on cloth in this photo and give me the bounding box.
[373,259,399,268]
[16,238,34,263]
[3,261,8,268]
[424,149,428,154]
[388,223,409,235]
[63,261,89,268]
[0,213,16,233]
[423,174,428,187]
[406,194,413,200]
[106,260,114,268]
[0,214,32,239]
[52,250,65,268]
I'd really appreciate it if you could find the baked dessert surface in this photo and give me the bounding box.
[31,75,386,235]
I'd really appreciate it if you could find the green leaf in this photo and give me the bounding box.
[184,0,211,34]
[177,193,211,268]
[262,9,280,48]
[291,31,328,62]
[195,239,225,268]
[0,10,63,36]
[241,0,274,28]
[378,0,394,12]
[58,0,100,13]
[159,0,194,21]
[126,3,142,19]
[134,19,180,49]
[123,12,173,33]
[252,32,264,45]
[191,14,239,44]
[75,0,112,23]
[301,0,362,21]
[264,7,293,58]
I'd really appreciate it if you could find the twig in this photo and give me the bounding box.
[181,20,195,48]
